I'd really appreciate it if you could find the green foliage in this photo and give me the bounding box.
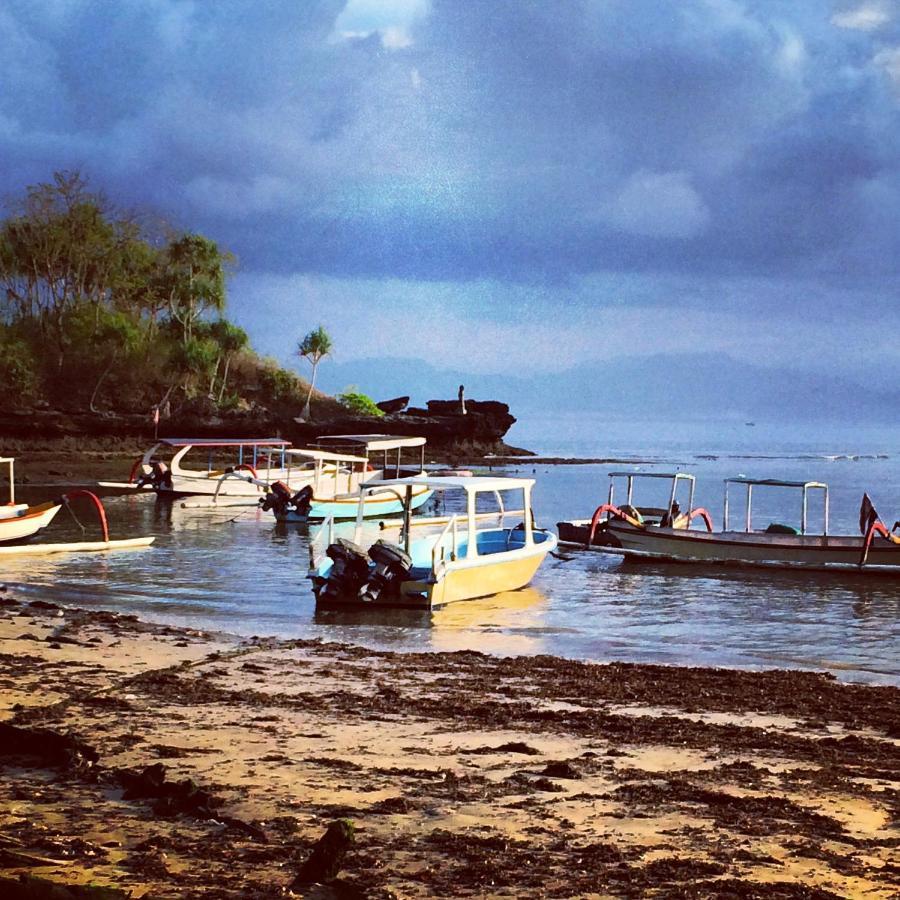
[0,327,39,405]
[259,360,304,403]
[298,325,333,363]
[337,388,384,417]
[0,169,323,417]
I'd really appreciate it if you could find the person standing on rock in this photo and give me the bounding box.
[458,384,466,415]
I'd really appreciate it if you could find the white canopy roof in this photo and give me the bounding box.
[317,434,426,451]
[285,448,369,464]
[370,475,534,493]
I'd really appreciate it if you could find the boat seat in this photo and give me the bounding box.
[765,522,800,535]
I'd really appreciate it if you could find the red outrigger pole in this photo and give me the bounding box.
[860,518,900,567]
[61,490,110,543]
[586,503,714,549]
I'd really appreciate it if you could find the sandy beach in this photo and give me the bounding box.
[0,589,897,898]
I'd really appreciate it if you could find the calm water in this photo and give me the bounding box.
[4,418,900,685]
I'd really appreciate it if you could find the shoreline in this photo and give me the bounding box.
[1,593,897,898]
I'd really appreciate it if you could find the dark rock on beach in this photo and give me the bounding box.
[291,819,355,887]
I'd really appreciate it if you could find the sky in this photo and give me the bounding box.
[2,0,900,381]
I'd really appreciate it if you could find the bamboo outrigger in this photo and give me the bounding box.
[0,459,154,556]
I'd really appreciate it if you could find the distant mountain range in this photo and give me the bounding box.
[317,353,897,423]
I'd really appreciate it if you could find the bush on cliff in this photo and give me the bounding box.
[336,389,385,418]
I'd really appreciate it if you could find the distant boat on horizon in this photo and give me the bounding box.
[745,422,756,426]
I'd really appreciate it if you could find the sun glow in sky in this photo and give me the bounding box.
[1,1,899,378]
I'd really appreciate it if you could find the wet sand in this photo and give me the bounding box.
[0,591,897,898]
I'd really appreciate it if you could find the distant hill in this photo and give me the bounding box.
[318,353,899,423]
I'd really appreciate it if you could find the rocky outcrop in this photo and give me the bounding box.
[288,397,526,456]
[375,396,409,414]
[0,397,530,458]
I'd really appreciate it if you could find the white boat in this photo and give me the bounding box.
[569,474,900,573]
[100,438,309,498]
[0,457,62,543]
[259,435,432,521]
[0,460,153,554]
[309,475,557,609]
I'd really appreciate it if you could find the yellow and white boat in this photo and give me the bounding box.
[309,475,556,609]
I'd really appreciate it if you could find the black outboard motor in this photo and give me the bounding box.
[261,482,314,518]
[136,459,172,491]
[318,538,371,602]
[360,540,413,603]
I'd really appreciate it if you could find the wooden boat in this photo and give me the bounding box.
[0,464,153,554]
[309,475,557,609]
[557,471,710,547]
[258,436,432,521]
[99,438,308,497]
[0,457,62,543]
[577,475,900,573]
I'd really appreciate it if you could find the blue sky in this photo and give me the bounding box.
[2,0,899,378]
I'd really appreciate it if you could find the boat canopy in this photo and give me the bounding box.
[285,448,369,464]
[374,475,535,493]
[156,438,290,448]
[724,477,827,489]
[608,471,695,480]
[317,434,426,451]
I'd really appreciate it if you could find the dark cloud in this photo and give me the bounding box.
[2,0,900,371]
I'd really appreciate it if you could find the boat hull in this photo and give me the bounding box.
[159,470,313,497]
[0,503,61,543]
[606,522,900,572]
[276,486,433,522]
[414,539,555,608]
[315,531,557,610]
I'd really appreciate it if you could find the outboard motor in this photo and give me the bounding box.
[318,538,371,602]
[360,540,413,603]
[136,459,172,491]
[261,483,314,519]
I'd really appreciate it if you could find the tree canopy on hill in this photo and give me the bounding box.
[0,171,323,418]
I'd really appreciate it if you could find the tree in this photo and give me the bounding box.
[161,233,231,345]
[297,325,333,420]
[208,319,249,402]
[84,308,142,412]
[0,170,143,370]
[172,336,220,398]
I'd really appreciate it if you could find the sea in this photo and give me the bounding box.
[6,414,900,685]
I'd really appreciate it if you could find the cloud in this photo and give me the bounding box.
[875,45,900,93]
[332,0,429,48]
[599,170,711,239]
[832,2,893,32]
[1,0,900,381]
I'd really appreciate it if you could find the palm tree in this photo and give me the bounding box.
[297,325,333,420]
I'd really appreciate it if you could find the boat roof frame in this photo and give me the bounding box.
[285,448,369,464]
[607,470,695,515]
[156,437,291,448]
[372,474,535,493]
[316,434,426,451]
[349,475,535,555]
[724,477,829,535]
